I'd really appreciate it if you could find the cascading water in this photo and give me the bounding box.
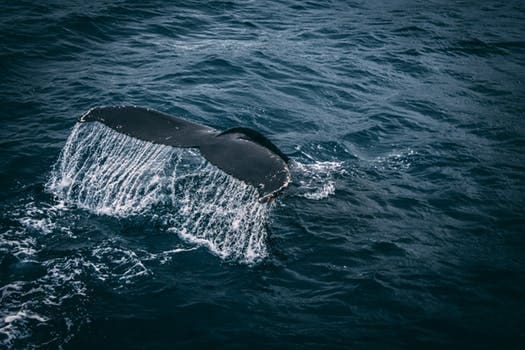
[46,122,271,263]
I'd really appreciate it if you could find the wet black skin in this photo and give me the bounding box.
[79,106,291,201]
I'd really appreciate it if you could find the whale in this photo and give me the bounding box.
[79,106,291,201]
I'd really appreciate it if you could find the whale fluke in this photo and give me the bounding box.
[79,106,291,201]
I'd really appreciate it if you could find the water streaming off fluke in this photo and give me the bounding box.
[47,122,270,263]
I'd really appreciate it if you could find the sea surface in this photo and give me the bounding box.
[1,1,524,349]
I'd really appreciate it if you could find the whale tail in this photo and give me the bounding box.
[79,106,291,201]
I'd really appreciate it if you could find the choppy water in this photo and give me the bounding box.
[1,1,524,349]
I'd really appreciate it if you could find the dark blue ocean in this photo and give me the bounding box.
[1,1,524,349]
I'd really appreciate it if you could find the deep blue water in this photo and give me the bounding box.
[1,1,525,349]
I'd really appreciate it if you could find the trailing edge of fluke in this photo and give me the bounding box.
[79,106,291,202]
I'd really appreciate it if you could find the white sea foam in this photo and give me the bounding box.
[290,160,344,200]
[140,247,198,264]
[0,256,88,349]
[372,149,417,171]
[90,244,151,284]
[46,122,270,263]
[0,229,38,260]
[0,195,93,348]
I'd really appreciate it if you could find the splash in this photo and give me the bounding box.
[289,145,349,200]
[290,160,344,200]
[46,122,270,263]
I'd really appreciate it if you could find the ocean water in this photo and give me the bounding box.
[1,1,524,348]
